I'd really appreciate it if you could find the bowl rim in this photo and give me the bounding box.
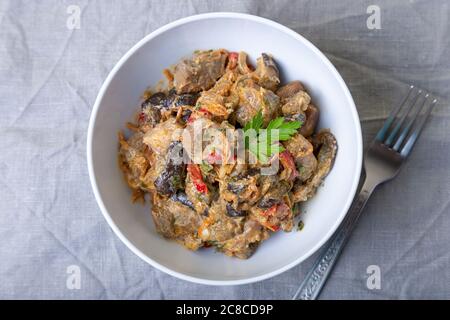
[87,12,363,286]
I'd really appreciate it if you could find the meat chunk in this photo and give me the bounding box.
[221,168,262,210]
[283,133,317,182]
[250,201,294,232]
[193,69,239,121]
[118,131,152,201]
[237,51,252,74]
[253,53,280,91]
[276,81,305,101]
[220,219,269,259]
[198,200,244,243]
[143,118,182,155]
[208,69,238,96]
[258,181,291,209]
[292,130,337,202]
[197,200,269,259]
[173,49,228,94]
[299,103,320,137]
[195,91,229,119]
[281,90,311,116]
[151,194,203,250]
[235,86,280,126]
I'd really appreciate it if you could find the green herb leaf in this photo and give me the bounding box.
[244,111,263,133]
[266,117,284,130]
[200,162,213,174]
[243,112,301,163]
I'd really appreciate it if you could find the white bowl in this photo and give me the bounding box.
[87,12,362,285]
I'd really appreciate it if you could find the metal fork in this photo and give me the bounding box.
[292,85,438,300]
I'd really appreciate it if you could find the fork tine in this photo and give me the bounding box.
[400,97,438,157]
[392,94,429,151]
[384,89,423,147]
[375,85,415,142]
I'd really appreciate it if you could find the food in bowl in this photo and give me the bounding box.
[117,49,337,259]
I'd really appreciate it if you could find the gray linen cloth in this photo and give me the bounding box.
[0,0,449,299]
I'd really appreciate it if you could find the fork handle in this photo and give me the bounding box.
[292,176,377,300]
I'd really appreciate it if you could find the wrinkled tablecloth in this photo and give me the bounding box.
[0,0,449,299]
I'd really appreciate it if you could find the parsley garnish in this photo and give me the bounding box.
[244,111,302,163]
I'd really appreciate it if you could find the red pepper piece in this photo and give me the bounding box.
[187,164,208,194]
[138,112,146,124]
[228,52,238,69]
[279,150,299,181]
[262,204,278,217]
[187,108,212,123]
[198,107,212,117]
[187,114,195,123]
[261,203,290,232]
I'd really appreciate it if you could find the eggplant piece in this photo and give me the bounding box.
[258,181,291,209]
[258,197,281,209]
[180,109,192,124]
[227,167,260,194]
[140,92,168,126]
[142,91,197,111]
[226,203,247,217]
[139,106,161,126]
[284,112,306,124]
[173,93,198,107]
[141,92,167,109]
[154,141,186,195]
[227,182,245,194]
[170,191,194,210]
